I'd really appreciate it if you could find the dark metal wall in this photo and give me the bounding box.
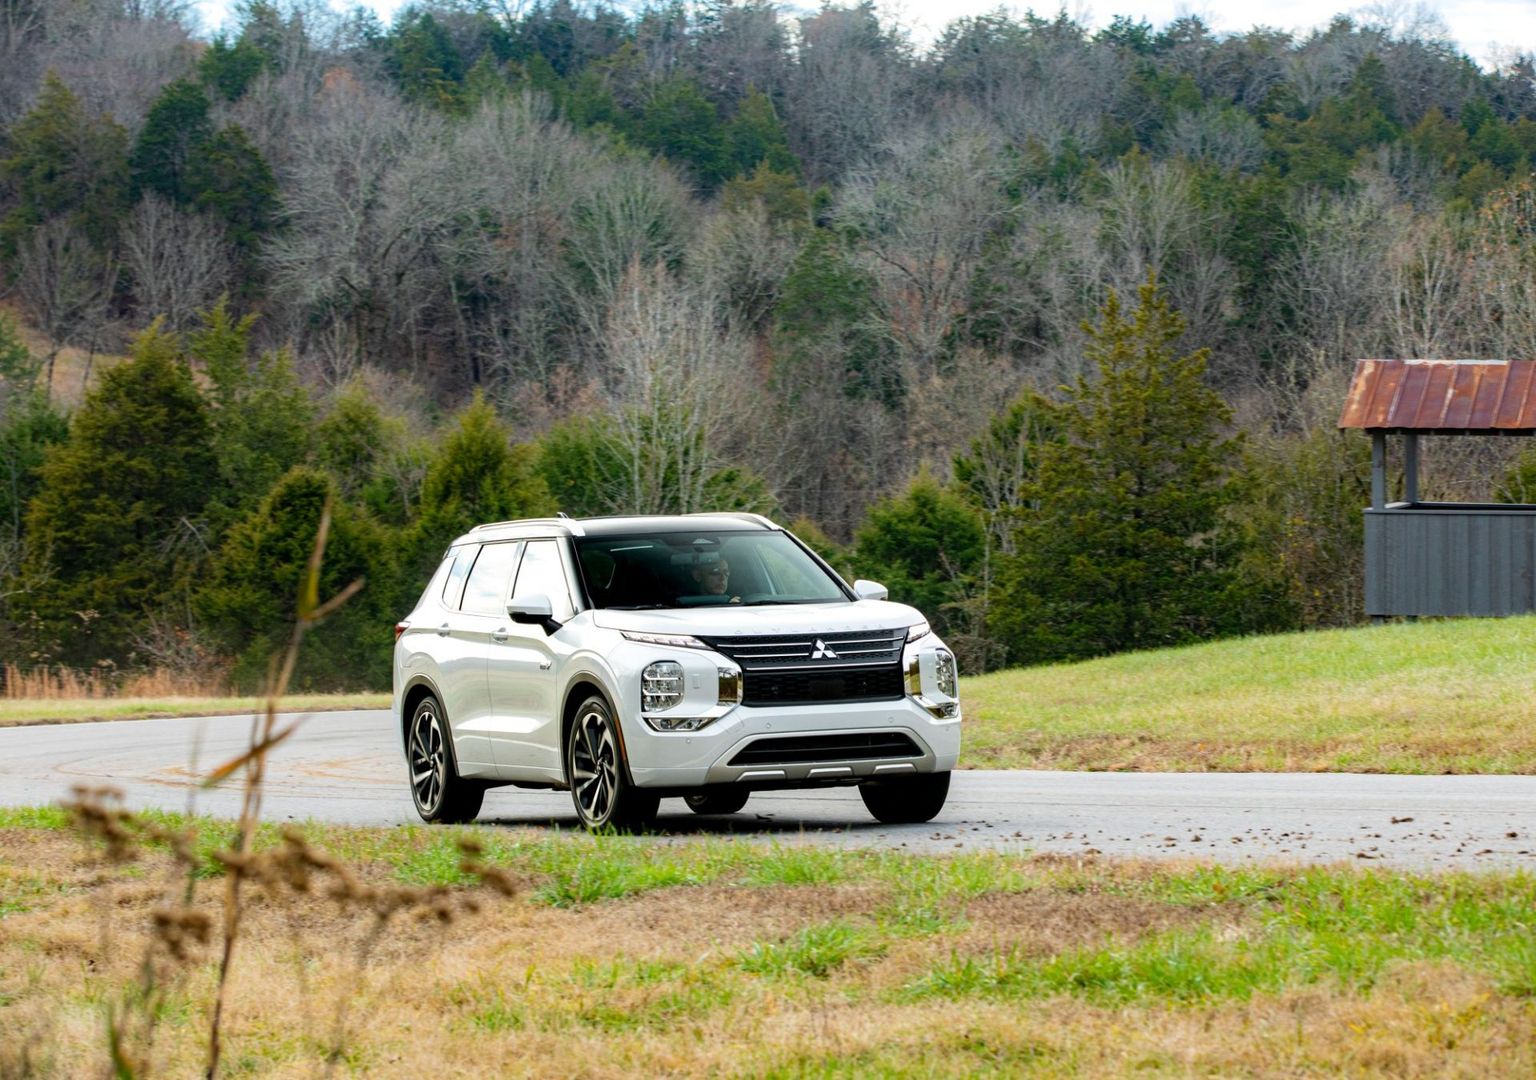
[1365,504,1536,616]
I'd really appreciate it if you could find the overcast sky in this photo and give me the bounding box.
[192,0,1536,69]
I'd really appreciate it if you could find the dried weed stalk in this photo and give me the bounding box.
[60,501,521,1078]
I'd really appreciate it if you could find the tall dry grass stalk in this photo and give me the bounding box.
[2,663,227,700]
[203,498,363,1078]
[56,498,519,1078]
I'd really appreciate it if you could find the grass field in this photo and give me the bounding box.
[963,617,1536,774]
[2,809,1533,1077]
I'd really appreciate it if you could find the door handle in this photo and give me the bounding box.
[491,628,510,643]
[538,660,552,670]
[437,623,450,637]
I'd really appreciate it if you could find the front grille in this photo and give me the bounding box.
[728,731,921,767]
[702,627,907,669]
[742,663,905,706]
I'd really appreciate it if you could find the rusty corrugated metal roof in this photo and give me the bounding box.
[1338,360,1536,433]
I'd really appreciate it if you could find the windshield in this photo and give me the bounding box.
[574,531,849,609]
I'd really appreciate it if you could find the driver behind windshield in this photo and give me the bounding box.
[691,555,739,602]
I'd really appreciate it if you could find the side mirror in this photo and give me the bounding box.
[852,579,888,602]
[507,594,561,634]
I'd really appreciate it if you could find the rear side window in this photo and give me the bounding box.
[440,545,476,609]
[461,541,523,615]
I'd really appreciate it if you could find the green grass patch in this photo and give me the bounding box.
[962,616,1536,772]
[738,921,886,978]
[0,806,70,830]
[904,868,1536,1005]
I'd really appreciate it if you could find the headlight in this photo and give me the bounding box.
[641,660,684,711]
[907,621,931,643]
[935,648,958,699]
[623,630,708,649]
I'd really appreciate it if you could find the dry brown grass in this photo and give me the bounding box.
[4,827,1534,1079]
[2,664,227,701]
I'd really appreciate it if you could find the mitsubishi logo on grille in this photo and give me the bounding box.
[810,639,838,659]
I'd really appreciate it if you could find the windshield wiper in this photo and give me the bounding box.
[606,603,670,610]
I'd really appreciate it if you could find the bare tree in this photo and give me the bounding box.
[1383,211,1470,358]
[602,264,750,514]
[835,122,1013,375]
[1273,174,1405,370]
[16,217,114,398]
[1162,107,1266,173]
[123,195,231,329]
[787,3,911,183]
[558,152,693,363]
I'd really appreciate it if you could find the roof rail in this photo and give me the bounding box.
[688,511,778,529]
[470,517,585,536]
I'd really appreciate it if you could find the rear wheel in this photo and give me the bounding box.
[408,694,484,824]
[684,788,750,816]
[566,695,659,831]
[859,771,950,824]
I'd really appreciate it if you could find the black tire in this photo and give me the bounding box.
[407,694,485,824]
[858,771,950,825]
[684,788,750,816]
[565,695,660,831]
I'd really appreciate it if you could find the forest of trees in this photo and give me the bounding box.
[4,0,1536,689]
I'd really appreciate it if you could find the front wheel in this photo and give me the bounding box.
[859,772,950,825]
[566,695,659,831]
[408,695,485,824]
[684,788,750,816]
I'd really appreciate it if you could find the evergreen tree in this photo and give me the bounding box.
[199,466,390,691]
[199,34,270,101]
[403,393,555,604]
[635,76,730,186]
[23,323,219,661]
[129,79,214,205]
[853,470,986,646]
[725,87,797,178]
[773,231,899,406]
[0,72,129,255]
[187,124,280,254]
[994,275,1275,663]
[389,10,466,111]
[0,317,66,544]
[189,300,314,531]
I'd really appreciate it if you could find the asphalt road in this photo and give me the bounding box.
[2,710,1533,870]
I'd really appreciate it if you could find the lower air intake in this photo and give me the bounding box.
[727,731,921,767]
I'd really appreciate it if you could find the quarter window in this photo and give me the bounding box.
[461,541,523,616]
[441,545,476,609]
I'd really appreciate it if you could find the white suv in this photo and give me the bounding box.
[392,513,961,829]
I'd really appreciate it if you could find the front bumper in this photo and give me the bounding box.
[623,695,961,788]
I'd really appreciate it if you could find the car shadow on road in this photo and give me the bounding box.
[476,811,899,837]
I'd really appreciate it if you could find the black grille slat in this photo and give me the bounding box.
[728,732,921,767]
[742,664,904,706]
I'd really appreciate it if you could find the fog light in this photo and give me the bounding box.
[644,714,717,732]
[642,660,684,711]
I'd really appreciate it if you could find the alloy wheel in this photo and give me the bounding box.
[409,702,446,816]
[571,705,619,825]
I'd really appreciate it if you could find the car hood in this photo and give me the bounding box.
[589,599,923,638]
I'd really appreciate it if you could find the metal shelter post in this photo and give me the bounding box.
[1371,433,1387,510]
[1404,434,1419,505]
